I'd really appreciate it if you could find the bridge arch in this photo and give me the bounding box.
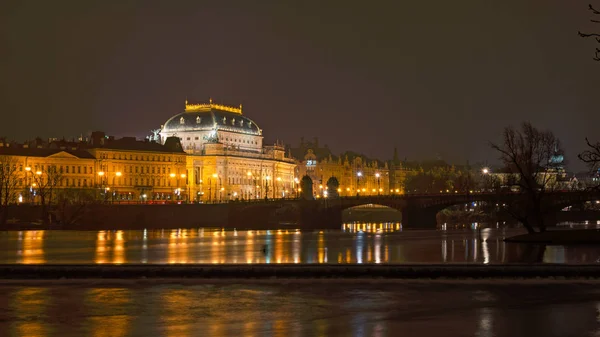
[342,203,402,223]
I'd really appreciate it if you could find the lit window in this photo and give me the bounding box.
[239,120,244,127]
[180,117,185,124]
[196,116,201,124]
[222,117,226,124]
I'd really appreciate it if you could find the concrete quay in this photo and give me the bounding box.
[1,264,600,280]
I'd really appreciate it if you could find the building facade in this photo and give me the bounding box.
[290,138,392,197]
[0,135,187,204]
[86,133,187,202]
[159,100,297,202]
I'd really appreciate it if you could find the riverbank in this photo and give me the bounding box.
[1,264,600,279]
[505,229,600,245]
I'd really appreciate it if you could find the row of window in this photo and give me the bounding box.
[99,165,183,175]
[98,153,183,162]
[18,164,93,174]
[225,177,293,185]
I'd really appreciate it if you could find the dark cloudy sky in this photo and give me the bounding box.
[1,1,598,170]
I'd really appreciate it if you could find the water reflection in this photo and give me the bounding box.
[84,288,131,337]
[17,231,45,264]
[0,283,599,337]
[1,225,600,265]
[342,222,401,233]
[9,287,49,337]
[95,230,125,264]
[160,289,194,337]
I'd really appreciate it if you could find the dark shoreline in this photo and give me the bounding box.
[504,229,600,245]
[2,264,600,279]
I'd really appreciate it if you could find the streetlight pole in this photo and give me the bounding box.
[180,173,187,203]
[294,177,299,199]
[98,171,106,202]
[169,173,177,201]
[24,166,32,203]
[247,171,253,201]
[276,177,282,199]
[265,176,270,200]
[114,171,122,203]
[211,173,218,203]
[356,171,362,196]
[375,172,381,196]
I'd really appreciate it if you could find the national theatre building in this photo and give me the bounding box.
[159,100,297,202]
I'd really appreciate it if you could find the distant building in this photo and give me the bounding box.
[289,137,391,197]
[86,132,187,202]
[159,100,296,201]
[0,134,187,203]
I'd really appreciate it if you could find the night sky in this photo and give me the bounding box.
[1,1,598,171]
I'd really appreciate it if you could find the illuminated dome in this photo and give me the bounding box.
[161,100,261,136]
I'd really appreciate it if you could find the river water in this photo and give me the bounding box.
[1,223,599,265]
[0,281,598,337]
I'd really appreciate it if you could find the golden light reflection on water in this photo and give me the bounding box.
[18,231,45,264]
[275,231,284,263]
[342,222,401,233]
[85,288,131,337]
[68,226,599,265]
[10,287,49,337]
[246,230,255,264]
[168,229,189,264]
[95,230,125,264]
[160,289,194,337]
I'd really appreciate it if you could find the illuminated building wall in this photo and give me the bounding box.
[291,139,391,197]
[160,101,297,202]
[86,135,187,201]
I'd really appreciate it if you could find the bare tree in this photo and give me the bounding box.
[54,188,99,226]
[31,165,63,224]
[0,156,20,225]
[490,122,563,234]
[579,4,600,61]
[579,138,600,170]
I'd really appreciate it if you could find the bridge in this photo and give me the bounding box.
[227,191,600,229]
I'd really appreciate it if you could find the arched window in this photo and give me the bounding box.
[180,117,185,124]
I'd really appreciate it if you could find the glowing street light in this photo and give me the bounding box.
[115,171,122,177]
[35,171,42,175]
[170,173,176,178]
[482,167,490,174]
[25,166,31,172]
[97,171,105,176]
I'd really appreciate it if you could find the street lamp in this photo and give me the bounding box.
[247,171,255,200]
[276,177,282,199]
[113,171,122,203]
[265,176,271,200]
[293,177,299,199]
[211,173,221,203]
[375,172,381,195]
[180,173,187,202]
[356,171,362,196]
[24,167,33,203]
[169,173,177,200]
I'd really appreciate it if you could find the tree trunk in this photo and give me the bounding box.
[521,218,537,234]
[41,195,48,225]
